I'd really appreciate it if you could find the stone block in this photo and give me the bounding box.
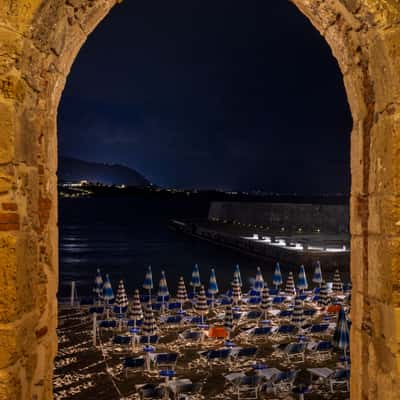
[0,102,14,164]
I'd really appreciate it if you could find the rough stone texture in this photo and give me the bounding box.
[0,0,399,399]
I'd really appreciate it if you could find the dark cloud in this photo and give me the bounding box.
[58,0,352,193]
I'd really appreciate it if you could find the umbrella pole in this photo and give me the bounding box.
[106,299,109,320]
[92,312,97,347]
[211,293,214,309]
[148,289,152,306]
[132,319,136,351]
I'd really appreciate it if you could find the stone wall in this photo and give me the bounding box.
[0,0,399,399]
[208,202,349,233]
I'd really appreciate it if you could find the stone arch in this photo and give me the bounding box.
[0,0,400,398]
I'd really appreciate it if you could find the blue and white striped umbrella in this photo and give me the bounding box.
[195,285,208,324]
[103,274,114,301]
[254,267,265,293]
[260,286,272,320]
[142,304,157,340]
[157,270,169,313]
[285,271,296,296]
[103,274,114,319]
[291,296,305,327]
[190,264,201,294]
[115,280,129,312]
[143,266,153,303]
[231,274,242,305]
[312,261,323,287]
[208,268,219,308]
[176,276,188,312]
[296,265,308,292]
[332,269,343,293]
[208,268,219,295]
[332,307,350,358]
[318,281,330,307]
[234,264,243,287]
[93,268,103,303]
[130,289,143,321]
[272,262,283,288]
[224,304,234,338]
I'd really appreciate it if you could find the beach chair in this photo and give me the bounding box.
[284,342,306,363]
[152,303,162,311]
[113,335,131,346]
[221,297,232,305]
[278,310,293,318]
[235,347,258,360]
[307,324,329,336]
[190,316,204,325]
[168,302,181,311]
[314,341,333,361]
[127,319,143,327]
[174,383,202,400]
[98,320,117,329]
[137,383,164,399]
[269,289,279,296]
[272,296,286,305]
[179,330,203,342]
[271,370,298,395]
[157,295,170,302]
[139,335,159,345]
[235,375,263,399]
[163,315,183,327]
[154,352,178,371]
[329,369,350,393]
[247,310,262,320]
[273,324,296,340]
[113,305,128,314]
[248,297,261,305]
[303,309,317,317]
[124,356,145,377]
[200,348,231,367]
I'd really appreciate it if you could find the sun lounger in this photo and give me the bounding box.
[136,383,164,399]
[313,341,333,361]
[154,352,178,370]
[221,297,232,305]
[89,306,104,314]
[269,289,279,296]
[329,369,350,393]
[248,297,261,305]
[271,370,298,395]
[152,303,162,311]
[235,347,258,360]
[157,295,170,302]
[163,315,183,326]
[278,310,293,318]
[200,348,231,366]
[236,375,264,399]
[113,305,128,314]
[127,319,143,326]
[168,302,181,311]
[189,316,204,325]
[307,324,329,335]
[98,320,117,329]
[272,296,286,305]
[247,310,262,320]
[139,335,159,345]
[284,342,306,363]
[124,357,145,376]
[113,335,131,345]
[272,324,296,339]
[179,330,203,342]
[303,309,317,317]
[251,326,272,337]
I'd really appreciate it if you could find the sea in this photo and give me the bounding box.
[59,196,272,298]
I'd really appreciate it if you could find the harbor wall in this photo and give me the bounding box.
[208,202,349,234]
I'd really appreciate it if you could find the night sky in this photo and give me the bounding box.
[58,0,352,194]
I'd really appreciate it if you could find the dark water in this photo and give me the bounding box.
[59,196,275,298]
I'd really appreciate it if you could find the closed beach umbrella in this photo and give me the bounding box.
[285,271,296,296]
[260,286,272,320]
[297,265,308,292]
[291,296,305,328]
[231,274,242,306]
[142,305,157,369]
[253,267,265,293]
[176,276,188,313]
[103,274,114,319]
[195,285,208,324]
[130,289,143,321]
[318,281,330,307]
[312,261,323,287]
[208,268,219,308]
[143,266,153,304]
[157,270,169,313]
[273,262,283,289]
[332,307,350,364]
[332,269,343,293]
[224,304,234,339]
[190,264,201,295]
[130,289,143,349]
[115,280,129,330]
[234,264,243,287]
[142,304,157,343]
[93,268,103,304]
